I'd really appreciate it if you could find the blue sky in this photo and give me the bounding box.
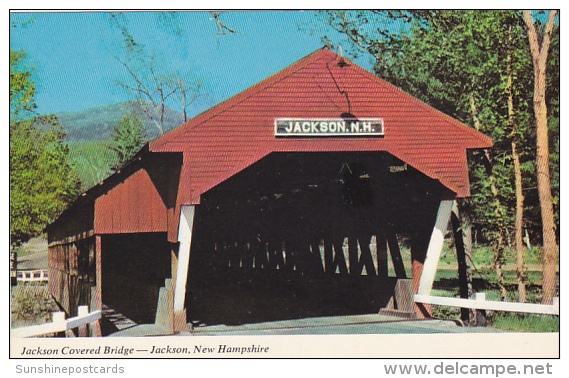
[9,11,376,117]
[10,10,558,118]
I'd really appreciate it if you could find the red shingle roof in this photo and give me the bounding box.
[150,47,492,201]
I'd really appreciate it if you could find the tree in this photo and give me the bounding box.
[523,10,559,305]
[10,51,81,247]
[317,10,553,303]
[11,117,81,244]
[108,114,147,172]
[168,73,203,123]
[9,50,37,123]
[109,12,203,134]
[506,21,527,302]
[10,50,81,247]
[67,140,115,191]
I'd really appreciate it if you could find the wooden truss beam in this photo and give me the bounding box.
[48,230,95,247]
[173,205,195,332]
[417,200,454,296]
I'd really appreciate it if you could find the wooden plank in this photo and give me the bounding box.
[375,234,387,277]
[129,171,140,232]
[451,202,470,322]
[270,241,286,272]
[95,235,102,311]
[11,308,102,338]
[284,240,299,273]
[174,205,195,314]
[242,242,254,272]
[323,241,335,274]
[417,200,454,296]
[299,240,319,275]
[120,174,129,232]
[77,306,89,337]
[415,294,560,315]
[253,239,268,270]
[48,230,95,247]
[333,238,349,275]
[155,279,174,334]
[387,231,406,278]
[229,242,240,270]
[359,236,377,276]
[93,168,168,235]
[63,309,102,330]
[310,240,325,275]
[348,236,360,276]
[392,279,415,314]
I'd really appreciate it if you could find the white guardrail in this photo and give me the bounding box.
[414,293,559,315]
[11,306,101,338]
[16,269,49,283]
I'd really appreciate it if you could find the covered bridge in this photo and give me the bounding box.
[47,47,492,334]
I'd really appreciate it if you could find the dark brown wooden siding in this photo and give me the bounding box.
[47,200,94,244]
[94,167,167,234]
[48,236,95,316]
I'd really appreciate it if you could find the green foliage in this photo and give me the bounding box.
[10,117,81,246]
[431,261,559,331]
[10,50,81,247]
[472,246,501,267]
[65,114,152,191]
[11,284,58,325]
[546,31,560,231]
[108,114,147,172]
[9,50,37,123]
[67,140,115,191]
[488,313,559,332]
[65,114,148,191]
[431,304,461,320]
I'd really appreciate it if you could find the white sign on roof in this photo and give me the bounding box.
[275,118,384,137]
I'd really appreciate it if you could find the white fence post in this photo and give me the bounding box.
[475,292,486,305]
[77,306,88,337]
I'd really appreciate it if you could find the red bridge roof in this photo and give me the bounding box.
[150,47,492,201]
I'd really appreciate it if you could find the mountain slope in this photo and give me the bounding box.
[56,101,185,141]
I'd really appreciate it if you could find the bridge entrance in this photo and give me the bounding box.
[184,151,447,326]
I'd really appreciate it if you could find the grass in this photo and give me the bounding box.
[386,240,559,332]
[488,313,559,332]
[430,242,559,332]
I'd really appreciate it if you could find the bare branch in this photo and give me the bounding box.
[209,11,241,35]
[110,12,205,135]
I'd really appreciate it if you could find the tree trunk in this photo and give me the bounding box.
[489,174,508,301]
[461,216,474,298]
[523,10,559,305]
[451,201,474,323]
[460,207,478,323]
[512,140,526,302]
[469,93,508,300]
[507,24,527,303]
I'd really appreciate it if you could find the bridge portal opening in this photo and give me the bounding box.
[185,151,447,326]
